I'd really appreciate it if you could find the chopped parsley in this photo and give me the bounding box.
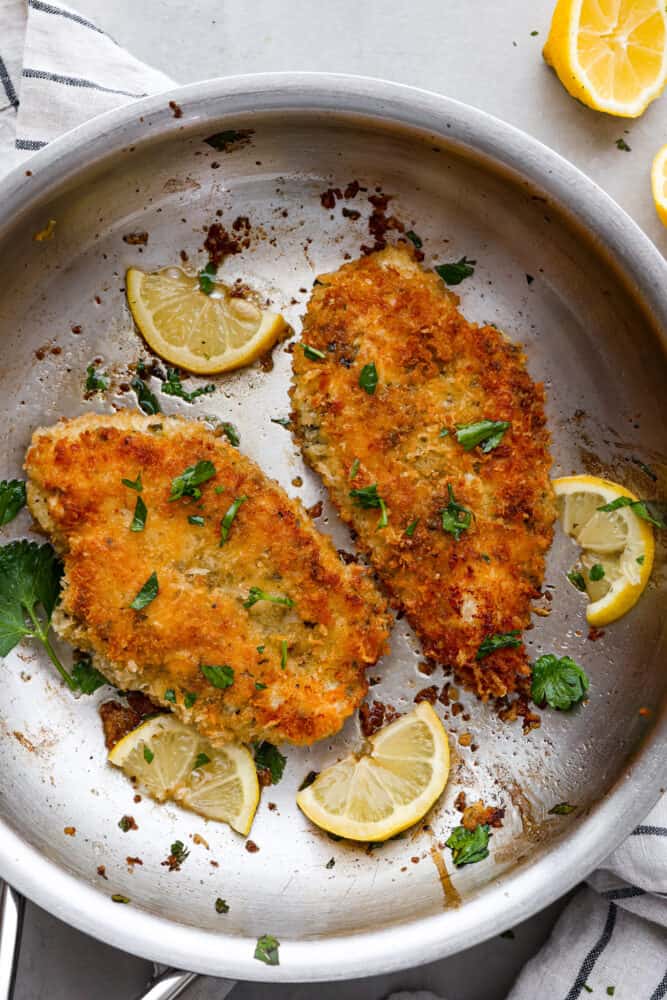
[549,802,576,815]
[118,815,135,833]
[220,495,247,544]
[111,894,130,904]
[255,681,267,690]
[121,473,142,492]
[589,563,605,581]
[476,630,521,660]
[567,570,586,592]
[302,343,326,361]
[71,654,108,694]
[200,663,234,689]
[193,752,210,769]
[405,518,419,537]
[446,824,491,866]
[131,375,160,415]
[405,230,423,249]
[439,428,450,438]
[184,692,197,708]
[615,137,631,152]
[597,496,665,529]
[0,480,27,526]
[271,416,291,429]
[436,256,476,286]
[130,496,147,532]
[441,483,472,541]
[221,422,240,447]
[350,483,383,508]
[349,457,360,480]
[143,746,154,764]
[243,587,294,610]
[130,571,159,611]
[298,770,318,790]
[637,555,645,565]
[198,261,217,295]
[188,515,205,526]
[168,840,190,867]
[85,364,108,393]
[358,362,378,395]
[164,688,176,704]
[531,653,589,710]
[0,540,78,690]
[254,934,280,966]
[169,460,216,502]
[455,419,510,453]
[280,639,288,670]
[254,742,286,784]
[215,897,229,914]
[162,367,215,402]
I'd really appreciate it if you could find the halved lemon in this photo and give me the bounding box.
[553,475,654,627]
[651,144,667,227]
[108,715,260,835]
[296,702,450,842]
[126,267,287,375]
[543,0,667,117]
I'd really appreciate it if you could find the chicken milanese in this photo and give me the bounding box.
[291,246,556,702]
[25,412,390,746]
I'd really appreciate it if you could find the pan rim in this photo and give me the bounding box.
[0,71,665,981]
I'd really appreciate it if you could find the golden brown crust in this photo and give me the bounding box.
[290,246,556,701]
[25,412,390,746]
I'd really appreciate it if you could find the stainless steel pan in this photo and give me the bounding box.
[0,74,665,986]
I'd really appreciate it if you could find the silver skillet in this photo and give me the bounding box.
[0,74,664,991]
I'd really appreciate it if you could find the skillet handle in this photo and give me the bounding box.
[0,882,24,1000]
[133,968,199,1000]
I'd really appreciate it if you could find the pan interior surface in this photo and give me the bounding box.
[0,92,664,979]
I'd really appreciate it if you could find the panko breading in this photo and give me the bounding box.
[290,247,556,702]
[25,412,390,746]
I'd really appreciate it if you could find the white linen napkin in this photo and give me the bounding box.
[1,3,666,998]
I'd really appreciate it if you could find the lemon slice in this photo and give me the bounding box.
[126,266,287,374]
[108,715,260,835]
[296,702,450,842]
[543,0,667,117]
[652,144,667,227]
[553,475,655,627]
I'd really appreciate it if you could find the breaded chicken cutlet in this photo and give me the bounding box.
[291,246,556,702]
[25,412,390,746]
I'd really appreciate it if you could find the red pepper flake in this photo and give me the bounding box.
[245,840,260,853]
[63,826,76,837]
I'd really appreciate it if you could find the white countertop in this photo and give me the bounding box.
[13,1,665,997]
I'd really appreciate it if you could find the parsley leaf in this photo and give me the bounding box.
[164,688,176,703]
[221,422,240,447]
[302,344,326,361]
[198,261,217,295]
[130,572,159,611]
[446,824,491,866]
[143,746,154,764]
[254,741,286,784]
[193,752,210,769]
[405,518,419,537]
[162,367,215,403]
[130,496,147,532]
[597,496,665,529]
[121,473,142,492]
[549,802,576,815]
[169,460,216,502]
[243,587,294,610]
[188,515,205,526]
[531,654,589,710]
[349,484,383,509]
[280,639,288,670]
[476,630,521,660]
[349,458,360,480]
[567,570,586,592]
[215,897,229,913]
[220,495,247,545]
[455,419,510,453]
[200,663,234,688]
[0,480,26,526]
[271,416,291,429]
[405,230,423,249]
[0,540,77,689]
[184,692,197,708]
[589,563,605,581]
[85,365,108,393]
[441,483,472,540]
[205,130,244,150]
[131,375,160,415]
[71,654,108,694]
[359,362,378,395]
[169,840,189,866]
[615,137,631,152]
[436,256,476,286]
[254,934,280,966]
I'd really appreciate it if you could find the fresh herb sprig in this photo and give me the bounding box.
[446,824,491,866]
[476,630,521,660]
[436,256,476,286]
[597,496,665,530]
[169,460,216,502]
[531,654,589,711]
[254,742,286,784]
[455,420,510,453]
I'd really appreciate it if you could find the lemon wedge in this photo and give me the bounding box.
[296,702,450,842]
[108,715,260,835]
[543,0,667,117]
[553,475,655,627]
[126,266,287,375]
[652,144,667,227]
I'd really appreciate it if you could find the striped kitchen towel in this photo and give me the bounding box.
[1,3,666,1000]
